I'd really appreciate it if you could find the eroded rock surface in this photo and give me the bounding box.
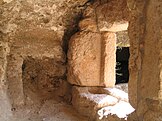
[0,0,89,120]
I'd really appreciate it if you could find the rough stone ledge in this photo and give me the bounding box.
[72,86,134,121]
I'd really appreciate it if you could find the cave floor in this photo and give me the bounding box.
[11,98,89,121]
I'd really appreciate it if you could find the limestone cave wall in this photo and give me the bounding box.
[0,0,88,120]
[128,0,162,120]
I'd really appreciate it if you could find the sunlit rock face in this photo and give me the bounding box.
[116,31,129,47]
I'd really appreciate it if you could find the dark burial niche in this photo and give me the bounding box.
[116,47,130,84]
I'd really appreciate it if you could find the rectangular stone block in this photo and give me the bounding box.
[68,32,116,87]
[101,32,116,87]
[67,31,102,86]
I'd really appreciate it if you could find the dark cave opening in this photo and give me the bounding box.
[116,47,130,84]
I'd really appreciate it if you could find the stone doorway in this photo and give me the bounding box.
[116,47,130,84]
[116,31,130,84]
[66,0,135,119]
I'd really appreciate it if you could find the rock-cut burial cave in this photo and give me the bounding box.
[0,0,162,121]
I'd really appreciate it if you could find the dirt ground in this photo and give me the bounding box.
[11,98,89,121]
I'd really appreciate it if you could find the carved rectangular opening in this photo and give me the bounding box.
[115,31,130,86]
[116,47,130,84]
[22,57,65,103]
